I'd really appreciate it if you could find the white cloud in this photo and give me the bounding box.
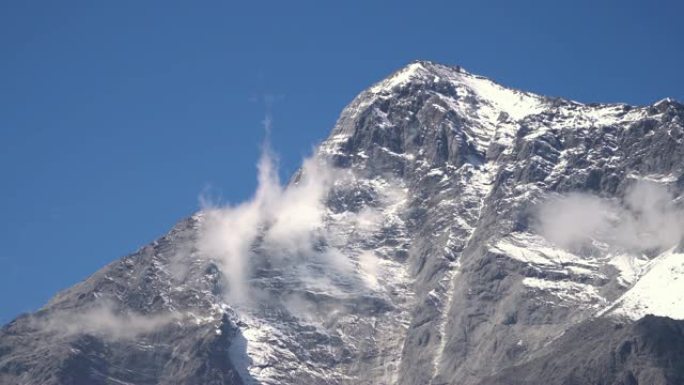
[358,251,382,289]
[536,181,684,252]
[39,301,180,340]
[261,157,334,256]
[196,142,412,310]
[536,193,616,249]
[197,139,349,305]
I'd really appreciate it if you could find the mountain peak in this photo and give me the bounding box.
[368,60,467,94]
[322,61,552,165]
[366,61,549,122]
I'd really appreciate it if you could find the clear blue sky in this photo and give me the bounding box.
[1,0,682,323]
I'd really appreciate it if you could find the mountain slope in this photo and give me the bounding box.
[477,315,684,385]
[2,61,684,385]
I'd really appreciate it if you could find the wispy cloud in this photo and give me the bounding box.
[38,300,181,340]
[195,104,367,307]
[536,180,684,252]
[198,146,343,304]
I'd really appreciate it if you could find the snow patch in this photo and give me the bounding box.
[491,232,595,270]
[459,75,546,121]
[522,277,606,305]
[370,62,426,93]
[608,253,650,286]
[607,250,684,320]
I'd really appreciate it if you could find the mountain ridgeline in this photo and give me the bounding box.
[3,61,684,385]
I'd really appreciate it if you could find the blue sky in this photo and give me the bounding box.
[1,0,682,323]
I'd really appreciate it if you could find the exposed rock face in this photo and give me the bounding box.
[477,315,684,385]
[2,61,684,385]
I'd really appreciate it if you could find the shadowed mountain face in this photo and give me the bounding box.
[477,315,684,385]
[3,61,684,385]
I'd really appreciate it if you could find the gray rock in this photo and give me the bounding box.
[477,315,684,385]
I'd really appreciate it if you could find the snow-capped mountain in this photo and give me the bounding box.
[2,61,684,385]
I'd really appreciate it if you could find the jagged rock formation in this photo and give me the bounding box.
[2,61,684,385]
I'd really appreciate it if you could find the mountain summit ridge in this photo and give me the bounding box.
[381,60,681,108]
[2,62,684,385]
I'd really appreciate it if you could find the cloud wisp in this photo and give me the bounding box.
[196,131,361,306]
[196,137,409,310]
[536,180,684,253]
[38,301,181,340]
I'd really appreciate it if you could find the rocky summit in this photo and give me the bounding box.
[2,61,684,385]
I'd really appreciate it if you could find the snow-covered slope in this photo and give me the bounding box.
[606,249,684,320]
[3,60,684,385]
